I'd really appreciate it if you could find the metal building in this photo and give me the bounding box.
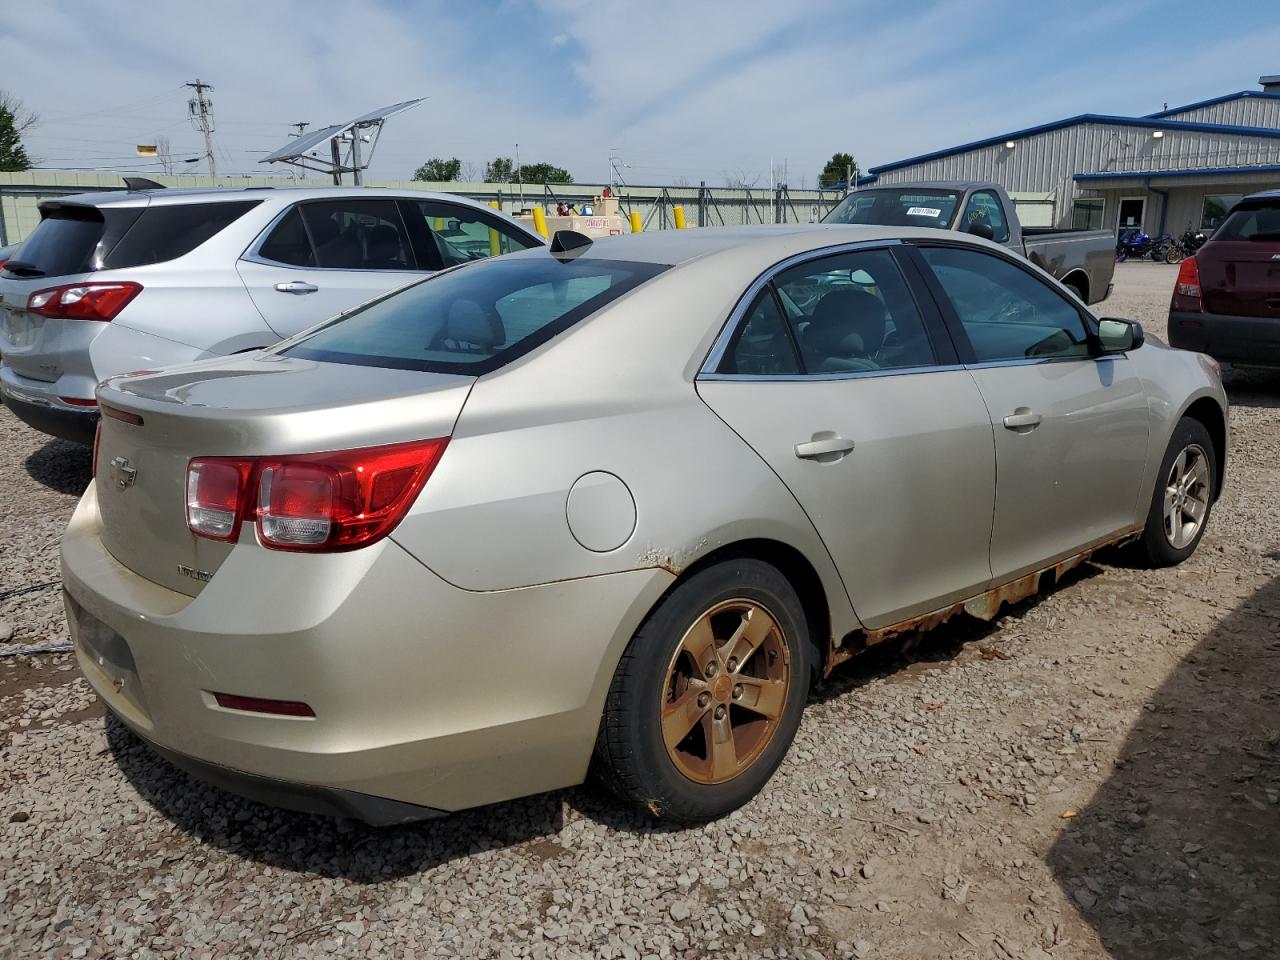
[859,74,1280,238]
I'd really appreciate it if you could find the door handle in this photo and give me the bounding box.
[794,436,855,460]
[273,281,318,294]
[1003,408,1043,431]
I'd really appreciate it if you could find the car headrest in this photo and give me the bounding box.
[805,288,888,357]
[446,299,504,349]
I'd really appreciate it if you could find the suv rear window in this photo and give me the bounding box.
[282,255,667,374]
[2,207,104,277]
[1214,200,1280,241]
[825,189,962,229]
[105,200,261,268]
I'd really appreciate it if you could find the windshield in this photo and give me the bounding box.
[283,255,668,375]
[824,189,963,230]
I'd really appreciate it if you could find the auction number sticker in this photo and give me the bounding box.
[907,206,942,218]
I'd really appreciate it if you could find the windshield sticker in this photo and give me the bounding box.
[906,206,942,218]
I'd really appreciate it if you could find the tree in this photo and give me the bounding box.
[484,156,515,182]
[413,157,462,182]
[0,91,36,172]
[519,161,573,184]
[818,152,859,189]
[723,168,761,189]
[458,160,478,182]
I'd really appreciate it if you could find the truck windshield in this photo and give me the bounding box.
[825,189,963,230]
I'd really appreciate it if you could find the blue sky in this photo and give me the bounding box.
[3,0,1278,187]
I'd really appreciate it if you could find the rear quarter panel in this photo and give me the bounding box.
[390,256,861,640]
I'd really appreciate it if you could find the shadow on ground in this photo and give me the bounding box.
[1048,575,1280,958]
[1223,365,1280,409]
[24,438,92,495]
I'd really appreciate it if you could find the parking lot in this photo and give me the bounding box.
[0,261,1277,959]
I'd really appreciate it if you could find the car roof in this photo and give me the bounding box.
[499,223,988,268]
[855,180,991,192]
[41,186,505,213]
[1235,188,1280,207]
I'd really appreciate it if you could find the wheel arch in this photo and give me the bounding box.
[1179,395,1228,499]
[661,538,833,683]
[1060,269,1089,302]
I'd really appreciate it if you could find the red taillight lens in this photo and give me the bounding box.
[184,438,448,551]
[212,692,315,717]
[1175,256,1201,300]
[27,281,142,322]
[186,458,255,542]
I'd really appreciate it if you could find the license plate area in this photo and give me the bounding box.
[68,592,151,723]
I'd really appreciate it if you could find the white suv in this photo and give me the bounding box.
[0,186,543,443]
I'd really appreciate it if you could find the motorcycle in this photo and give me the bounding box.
[1116,229,1155,262]
[1149,233,1178,262]
[1170,228,1208,263]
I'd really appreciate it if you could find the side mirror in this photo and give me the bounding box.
[967,220,995,241]
[1096,317,1144,354]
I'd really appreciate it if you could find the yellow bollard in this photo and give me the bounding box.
[673,205,686,229]
[488,200,500,210]
[532,206,549,239]
[629,210,643,233]
[487,201,503,255]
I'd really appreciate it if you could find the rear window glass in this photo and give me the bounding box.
[825,189,962,230]
[3,209,104,277]
[283,256,668,374]
[1214,201,1280,241]
[105,201,261,269]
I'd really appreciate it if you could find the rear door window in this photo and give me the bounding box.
[2,208,104,277]
[256,206,316,266]
[282,255,667,374]
[298,199,415,270]
[104,201,261,269]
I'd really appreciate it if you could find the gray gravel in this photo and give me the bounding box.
[2,262,1278,959]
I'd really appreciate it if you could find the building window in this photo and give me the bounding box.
[1201,194,1243,231]
[1071,198,1104,230]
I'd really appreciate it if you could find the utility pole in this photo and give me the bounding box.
[515,142,523,208]
[289,121,310,139]
[186,79,216,179]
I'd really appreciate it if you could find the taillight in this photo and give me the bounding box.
[1175,257,1202,302]
[185,438,448,552]
[27,282,142,322]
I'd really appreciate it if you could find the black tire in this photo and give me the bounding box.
[1164,245,1184,264]
[592,558,812,822]
[1137,417,1217,567]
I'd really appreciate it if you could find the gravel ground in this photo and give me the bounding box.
[2,262,1278,959]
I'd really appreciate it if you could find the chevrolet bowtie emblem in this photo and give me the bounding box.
[109,456,137,490]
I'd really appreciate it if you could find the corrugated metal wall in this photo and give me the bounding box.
[1157,95,1280,129]
[870,121,1280,226]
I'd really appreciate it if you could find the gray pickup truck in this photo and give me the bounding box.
[824,180,1114,304]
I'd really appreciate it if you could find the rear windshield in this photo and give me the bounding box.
[1214,201,1280,241]
[282,255,669,374]
[2,208,104,277]
[825,189,962,230]
[105,200,261,268]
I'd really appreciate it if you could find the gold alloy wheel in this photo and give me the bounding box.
[661,598,791,785]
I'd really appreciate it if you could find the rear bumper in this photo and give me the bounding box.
[0,369,97,444]
[61,482,672,820]
[1168,310,1280,365]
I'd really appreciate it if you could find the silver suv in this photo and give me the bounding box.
[0,186,542,443]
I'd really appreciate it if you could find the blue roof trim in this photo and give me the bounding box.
[1074,164,1280,181]
[1146,90,1280,119]
[867,113,1280,177]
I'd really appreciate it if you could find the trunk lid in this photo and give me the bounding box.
[1198,240,1280,318]
[1,269,106,382]
[93,353,474,596]
[1199,196,1280,318]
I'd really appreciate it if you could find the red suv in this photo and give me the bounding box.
[1169,189,1280,365]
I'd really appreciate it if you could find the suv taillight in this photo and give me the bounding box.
[185,438,449,552]
[1174,257,1202,307]
[27,282,142,322]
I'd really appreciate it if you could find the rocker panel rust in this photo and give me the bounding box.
[824,527,1142,676]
